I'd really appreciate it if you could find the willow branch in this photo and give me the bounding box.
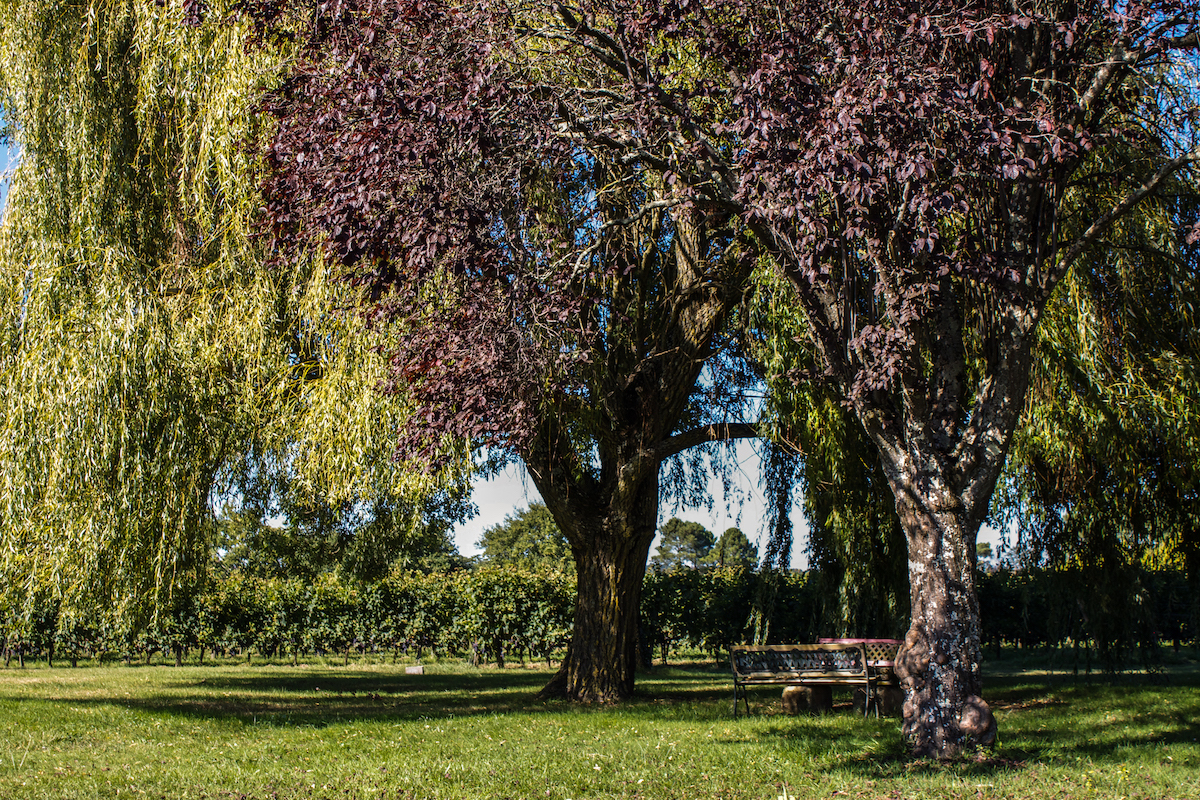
[1057,146,1200,273]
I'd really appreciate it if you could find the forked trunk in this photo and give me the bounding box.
[858,296,1035,757]
[889,471,997,757]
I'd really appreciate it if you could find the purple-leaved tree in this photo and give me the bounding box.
[247,0,1199,757]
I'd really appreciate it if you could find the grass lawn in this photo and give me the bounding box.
[0,652,1197,799]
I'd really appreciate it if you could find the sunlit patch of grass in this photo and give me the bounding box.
[0,653,1197,799]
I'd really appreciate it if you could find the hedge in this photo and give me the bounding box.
[2,564,1194,670]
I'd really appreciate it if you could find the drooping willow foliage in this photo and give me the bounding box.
[0,0,470,627]
[997,142,1200,660]
[750,265,909,640]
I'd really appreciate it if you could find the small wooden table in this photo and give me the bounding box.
[818,638,902,689]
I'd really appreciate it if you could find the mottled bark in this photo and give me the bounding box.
[889,473,996,757]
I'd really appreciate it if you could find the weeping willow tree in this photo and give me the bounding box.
[0,0,469,629]
[998,140,1200,664]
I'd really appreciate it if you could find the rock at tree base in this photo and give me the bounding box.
[878,686,905,716]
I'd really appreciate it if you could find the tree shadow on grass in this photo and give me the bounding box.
[1009,709,1200,758]
[6,661,1195,774]
[742,667,1200,777]
[0,668,554,728]
[0,663,737,729]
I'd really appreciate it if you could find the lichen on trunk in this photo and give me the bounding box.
[890,478,996,757]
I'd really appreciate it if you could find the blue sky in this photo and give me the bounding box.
[453,440,797,565]
[1,144,12,212]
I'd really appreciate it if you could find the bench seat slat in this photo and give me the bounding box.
[741,672,865,682]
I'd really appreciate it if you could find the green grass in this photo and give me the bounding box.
[1,653,1197,799]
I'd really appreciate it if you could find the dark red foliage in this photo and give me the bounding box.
[553,0,1197,403]
[248,1,1198,451]
[183,0,207,25]
[250,1,600,460]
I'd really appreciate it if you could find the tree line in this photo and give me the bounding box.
[478,506,759,574]
[4,562,1192,672]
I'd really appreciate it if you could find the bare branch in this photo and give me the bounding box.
[1077,41,1135,123]
[1159,30,1200,49]
[600,199,681,231]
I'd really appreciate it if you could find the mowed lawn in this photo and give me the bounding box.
[0,655,1197,799]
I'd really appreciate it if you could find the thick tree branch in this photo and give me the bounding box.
[651,421,762,463]
[1077,40,1135,123]
[599,198,681,231]
[1159,30,1200,49]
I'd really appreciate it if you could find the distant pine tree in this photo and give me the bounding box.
[651,519,715,571]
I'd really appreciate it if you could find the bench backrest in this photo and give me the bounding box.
[731,643,866,679]
[817,638,901,666]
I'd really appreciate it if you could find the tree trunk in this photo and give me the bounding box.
[492,638,505,669]
[537,474,658,702]
[541,533,654,700]
[850,288,1036,758]
[892,480,996,758]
